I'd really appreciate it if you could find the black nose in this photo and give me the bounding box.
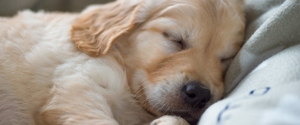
[182,82,211,108]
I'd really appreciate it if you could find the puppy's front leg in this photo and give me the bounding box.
[147,116,190,125]
[40,81,119,125]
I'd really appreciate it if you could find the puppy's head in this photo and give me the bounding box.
[71,0,245,124]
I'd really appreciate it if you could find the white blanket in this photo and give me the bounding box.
[199,0,300,125]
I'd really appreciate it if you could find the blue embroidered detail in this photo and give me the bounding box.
[218,104,229,122]
[217,87,271,124]
[249,87,270,96]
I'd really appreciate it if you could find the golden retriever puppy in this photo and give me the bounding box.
[0,0,245,125]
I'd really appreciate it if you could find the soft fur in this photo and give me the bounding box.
[0,0,245,125]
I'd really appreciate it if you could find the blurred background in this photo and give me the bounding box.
[0,0,114,16]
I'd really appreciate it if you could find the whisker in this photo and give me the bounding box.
[156,103,166,113]
[148,99,162,113]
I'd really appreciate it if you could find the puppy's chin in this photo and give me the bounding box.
[145,101,208,125]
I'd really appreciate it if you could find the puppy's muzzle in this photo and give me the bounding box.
[182,81,211,109]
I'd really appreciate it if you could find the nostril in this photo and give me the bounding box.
[182,82,211,109]
[186,93,196,98]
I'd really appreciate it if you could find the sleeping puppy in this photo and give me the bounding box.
[0,0,245,125]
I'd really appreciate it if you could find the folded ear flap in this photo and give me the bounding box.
[71,1,143,57]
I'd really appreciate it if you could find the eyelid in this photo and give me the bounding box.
[163,31,182,41]
[163,31,185,49]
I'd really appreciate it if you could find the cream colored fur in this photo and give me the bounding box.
[0,0,245,125]
[0,10,153,125]
[0,8,188,125]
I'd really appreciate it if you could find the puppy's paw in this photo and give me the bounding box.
[150,116,189,125]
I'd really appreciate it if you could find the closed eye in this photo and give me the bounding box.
[163,32,185,50]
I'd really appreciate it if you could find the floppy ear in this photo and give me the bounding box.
[71,1,143,57]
